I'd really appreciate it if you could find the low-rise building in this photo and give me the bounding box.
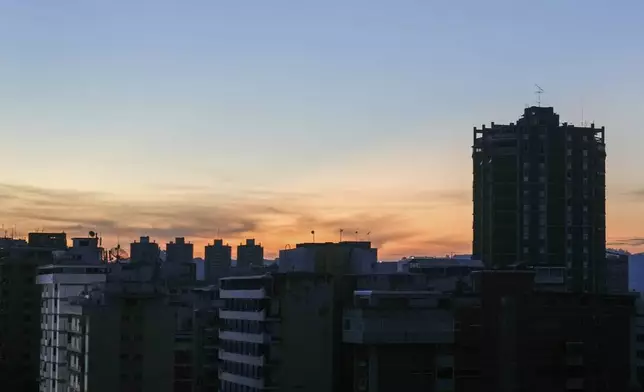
[343,290,455,392]
[455,270,637,392]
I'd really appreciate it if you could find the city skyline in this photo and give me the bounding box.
[1,2,644,258]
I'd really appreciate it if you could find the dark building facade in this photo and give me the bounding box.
[472,106,606,292]
[192,286,222,392]
[166,237,194,264]
[453,271,636,392]
[605,249,629,294]
[130,236,161,264]
[0,237,60,391]
[236,239,264,269]
[27,232,67,250]
[204,239,232,282]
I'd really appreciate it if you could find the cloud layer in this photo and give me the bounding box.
[0,182,473,258]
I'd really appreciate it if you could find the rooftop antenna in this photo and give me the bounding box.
[355,230,359,241]
[366,231,371,242]
[339,229,344,242]
[535,84,544,107]
[311,230,315,243]
[581,99,585,127]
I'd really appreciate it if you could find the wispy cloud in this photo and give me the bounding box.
[623,188,644,201]
[0,182,471,258]
[608,237,644,247]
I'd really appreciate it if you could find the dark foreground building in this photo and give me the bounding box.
[0,234,64,392]
[339,270,637,392]
[472,107,606,292]
[454,271,636,392]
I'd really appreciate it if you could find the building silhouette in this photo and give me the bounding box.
[166,237,194,264]
[28,232,67,250]
[236,239,263,269]
[204,239,232,282]
[0,234,64,392]
[472,106,606,292]
[130,236,161,264]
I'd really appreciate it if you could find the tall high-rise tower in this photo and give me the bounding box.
[472,106,606,292]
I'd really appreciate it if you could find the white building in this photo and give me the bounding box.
[36,237,107,392]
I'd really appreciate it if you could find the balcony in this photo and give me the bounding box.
[220,287,268,299]
[219,309,266,321]
[219,350,265,366]
[219,371,269,390]
[342,308,454,345]
[219,330,268,344]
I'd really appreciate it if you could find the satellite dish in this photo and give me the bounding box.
[89,231,96,238]
[108,245,129,263]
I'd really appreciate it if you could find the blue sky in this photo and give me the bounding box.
[0,1,643,256]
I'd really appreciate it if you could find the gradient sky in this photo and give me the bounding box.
[1,1,643,259]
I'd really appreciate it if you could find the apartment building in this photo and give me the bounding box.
[36,237,107,392]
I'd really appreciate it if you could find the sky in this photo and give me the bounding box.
[1,1,643,259]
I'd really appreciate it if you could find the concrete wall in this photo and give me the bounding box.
[275,276,336,392]
[86,296,175,392]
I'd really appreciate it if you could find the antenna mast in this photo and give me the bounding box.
[535,84,544,107]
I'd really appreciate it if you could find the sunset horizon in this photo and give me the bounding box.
[1,2,643,259]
